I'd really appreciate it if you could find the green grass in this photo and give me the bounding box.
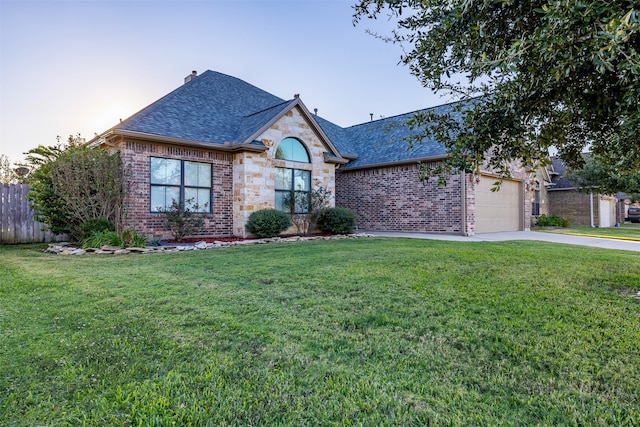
[1,239,639,426]
[540,223,640,241]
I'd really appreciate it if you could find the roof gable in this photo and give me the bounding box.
[233,100,293,143]
[116,70,286,145]
[549,155,582,190]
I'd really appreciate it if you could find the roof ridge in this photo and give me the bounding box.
[243,99,293,118]
[346,97,469,129]
[343,95,490,129]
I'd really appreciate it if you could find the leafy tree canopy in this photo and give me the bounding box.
[25,134,127,240]
[353,1,640,178]
[569,155,640,202]
[0,155,19,184]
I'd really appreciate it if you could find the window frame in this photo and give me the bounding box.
[275,167,311,214]
[532,181,541,216]
[275,137,310,163]
[273,137,313,214]
[150,157,212,213]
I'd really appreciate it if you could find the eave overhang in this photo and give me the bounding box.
[324,152,350,165]
[338,154,449,171]
[91,129,269,153]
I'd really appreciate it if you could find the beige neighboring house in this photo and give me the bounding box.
[90,70,536,239]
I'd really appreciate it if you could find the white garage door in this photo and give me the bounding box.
[475,176,522,233]
[598,198,615,227]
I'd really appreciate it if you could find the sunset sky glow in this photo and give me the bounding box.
[0,0,448,163]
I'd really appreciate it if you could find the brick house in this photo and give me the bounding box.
[91,70,535,238]
[546,156,617,227]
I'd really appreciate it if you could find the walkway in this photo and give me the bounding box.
[367,230,640,252]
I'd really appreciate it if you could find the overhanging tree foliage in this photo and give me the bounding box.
[569,155,640,202]
[0,155,19,184]
[26,135,128,240]
[353,1,640,178]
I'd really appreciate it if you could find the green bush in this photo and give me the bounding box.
[81,230,123,249]
[25,137,127,241]
[317,207,356,234]
[245,209,292,238]
[160,198,207,242]
[81,228,148,249]
[121,229,148,247]
[535,214,570,227]
[80,218,115,240]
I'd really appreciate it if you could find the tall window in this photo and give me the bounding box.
[274,138,311,213]
[532,181,540,216]
[275,168,311,213]
[150,157,211,212]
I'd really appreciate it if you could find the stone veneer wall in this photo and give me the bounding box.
[233,107,337,236]
[117,140,234,239]
[335,163,467,233]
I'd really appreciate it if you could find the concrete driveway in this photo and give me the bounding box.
[367,230,640,252]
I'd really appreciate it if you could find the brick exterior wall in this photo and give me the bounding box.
[547,190,599,227]
[111,106,339,239]
[109,110,536,237]
[547,190,618,227]
[335,163,467,233]
[116,140,234,239]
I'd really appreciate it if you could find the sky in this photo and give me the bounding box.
[0,0,449,164]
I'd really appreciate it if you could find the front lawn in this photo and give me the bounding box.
[1,239,639,425]
[540,223,640,241]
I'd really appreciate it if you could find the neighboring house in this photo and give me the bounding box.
[547,156,617,227]
[91,70,535,238]
[528,164,555,226]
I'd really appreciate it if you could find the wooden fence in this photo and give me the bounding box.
[0,184,66,244]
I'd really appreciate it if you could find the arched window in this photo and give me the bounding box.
[275,137,310,163]
[274,138,311,213]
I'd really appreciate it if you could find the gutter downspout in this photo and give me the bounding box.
[589,191,595,227]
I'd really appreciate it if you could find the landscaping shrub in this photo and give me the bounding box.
[121,229,148,247]
[160,198,207,242]
[317,207,356,234]
[245,209,292,238]
[535,214,570,227]
[81,228,148,249]
[80,218,115,240]
[283,182,332,235]
[81,230,123,248]
[26,137,127,240]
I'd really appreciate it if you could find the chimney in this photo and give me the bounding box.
[184,70,197,83]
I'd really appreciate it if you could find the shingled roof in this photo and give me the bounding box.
[115,70,289,145]
[325,104,460,169]
[98,70,459,168]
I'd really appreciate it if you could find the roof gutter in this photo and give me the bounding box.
[338,154,449,171]
[95,129,269,153]
[324,152,350,165]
